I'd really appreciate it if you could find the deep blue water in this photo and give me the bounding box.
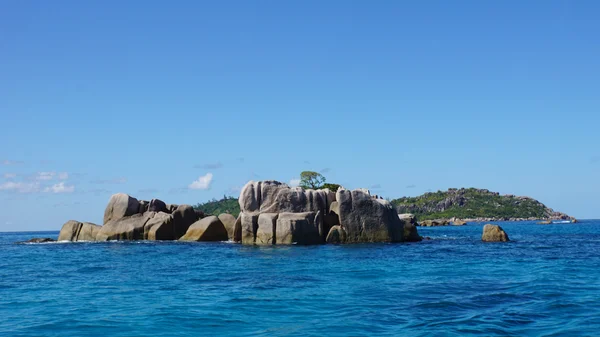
[2,221,600,336]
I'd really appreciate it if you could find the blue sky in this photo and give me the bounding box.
[1,1,599,230]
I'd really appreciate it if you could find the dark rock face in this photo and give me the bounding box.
[149,199,168,213]
[218,213,237,241]
[336,189,404,243]
[398,214,421,242]
[18,238,55,244]
[171,205,198,240]
[326,225,347,244]
[482,224,510,242]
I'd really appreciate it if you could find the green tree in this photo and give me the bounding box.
[322,183,341,192]
[299,171,326,189]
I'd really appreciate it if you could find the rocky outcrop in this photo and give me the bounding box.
[334,188,403,243]
[179,216,228,242]
[103,193,140,224]
[398,214,421,242]
[419,219,449,227]
[482,224,509,242]
[58,220,101,241]
[218,213,237,241]
[236,181,406,245]
[451,218,467,226]
[60,194,201,242]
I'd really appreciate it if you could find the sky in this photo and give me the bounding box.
[1,0,599,231]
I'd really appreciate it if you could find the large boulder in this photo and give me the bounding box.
[144,212,174,240]
[96,213,150,241]
[398,214,421,242]
[239,180,334,215]
[241,213,259,244]
[326,225,347,244]
[171,205,197,239]
[180,216,228,241]
[148,199,168,213]
[218,213,237,240]
[275,212,321,245]
[256,213,278,245]
[103,193,141,224]
[58,220,101,241]
[336,188,404,243]
[482,224,510,242]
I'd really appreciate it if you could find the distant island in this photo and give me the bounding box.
[195,186,573,222]
[392,188,572,221]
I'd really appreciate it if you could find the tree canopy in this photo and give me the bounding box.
[299,171,326,189]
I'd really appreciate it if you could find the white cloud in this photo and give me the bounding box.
[58,172,69,180]
[3,173,17,179]
[43,182,75,194]
[36,172,56,181]
[0,181,41,193]
[289,178,301,187]
[1,160,24,166]
[189,173,213,190]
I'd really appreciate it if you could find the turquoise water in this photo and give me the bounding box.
[2,220,600,336]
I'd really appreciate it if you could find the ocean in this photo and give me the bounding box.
[1,220,600,336]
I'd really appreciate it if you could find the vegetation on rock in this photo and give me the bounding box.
[193,196,240,218]
[392,188,569,220]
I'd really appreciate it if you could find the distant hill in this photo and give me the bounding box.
[193,196,240,218]
[391,188,571,221]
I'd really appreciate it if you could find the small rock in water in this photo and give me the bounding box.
[18,238,56,244]
[481,224,509,242]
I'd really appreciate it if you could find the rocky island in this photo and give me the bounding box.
[392,187,574,223]
[57,180,422,245]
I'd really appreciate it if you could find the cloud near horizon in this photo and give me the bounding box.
[189,173,213,190]
[44,182,75,194]
[34,171,69,181]
[289,178,301,187]
[1,160,24,166]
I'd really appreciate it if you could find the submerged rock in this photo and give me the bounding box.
[18,238,56,244]
[482,224,509,242]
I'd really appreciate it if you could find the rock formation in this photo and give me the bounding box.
[482,224,510,242]
[236,181,405,245]
[59,194,201,242]
[398,214,421,242]
[56,180,425,246]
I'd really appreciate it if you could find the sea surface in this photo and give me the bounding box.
[1,220,600,336]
